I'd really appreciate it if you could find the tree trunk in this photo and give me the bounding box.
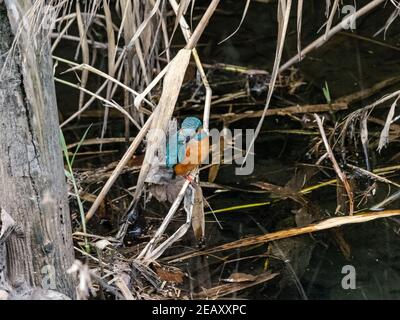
[0,1,75,298]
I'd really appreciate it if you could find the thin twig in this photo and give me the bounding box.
[314,114,354,215]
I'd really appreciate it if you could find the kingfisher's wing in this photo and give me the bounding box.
[166,132,179,168]
[167,128,198,167]
[181,117,202,130]
[168,117,204,167]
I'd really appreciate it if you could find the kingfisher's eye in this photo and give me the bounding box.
[185,136,190,143]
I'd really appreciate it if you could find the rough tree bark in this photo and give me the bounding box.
[0,1,75,298]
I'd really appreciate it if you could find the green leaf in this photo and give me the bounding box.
[322,81,331,104]
[71,124,93,167]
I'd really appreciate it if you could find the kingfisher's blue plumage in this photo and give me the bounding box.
[166,131,178,168]
[166,117,204,169]
[181,117,202,131]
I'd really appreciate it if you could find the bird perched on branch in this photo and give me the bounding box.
[118,117,209,241]
[166,117,209,176]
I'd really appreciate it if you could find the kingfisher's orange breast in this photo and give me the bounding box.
[174,133,209,176]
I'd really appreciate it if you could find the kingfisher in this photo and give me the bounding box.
[120,117,209,240]
[166,117,209,176]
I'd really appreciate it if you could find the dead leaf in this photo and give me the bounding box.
[154,265,185,284]
[222,272,257,283]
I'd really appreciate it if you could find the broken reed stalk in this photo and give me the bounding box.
[280,0,386,72]
[168,209,400,262]
[314,114,354,215]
